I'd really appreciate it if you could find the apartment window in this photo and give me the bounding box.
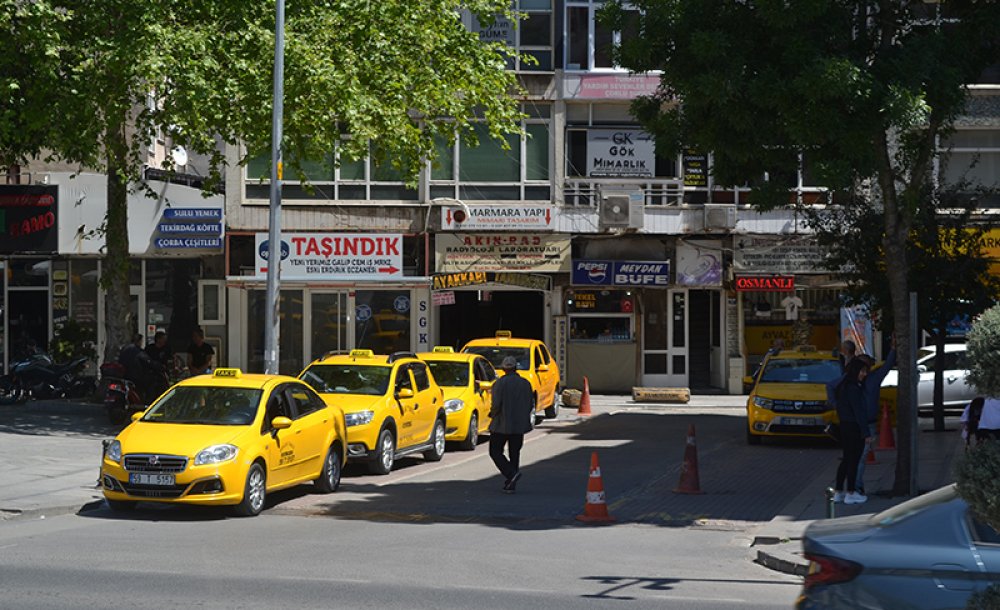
[430,110,552,201]
[566,1,639,71]
[468,0,554,72]
[245,144,417,201]
[940,129,1000,206]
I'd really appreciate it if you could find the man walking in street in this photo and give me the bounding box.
[489,356,535,493]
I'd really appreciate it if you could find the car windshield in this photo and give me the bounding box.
[760,358,842,384]
[425,361,469,387]
[871,485,958,527]
[141,386,262,425]
[463,346,530,371]
[300,364,391,396]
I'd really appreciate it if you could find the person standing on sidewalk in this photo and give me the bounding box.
[855,338,896,494]
[976,395,1000,441]
[488,356,535,493]
[833,358,872,505]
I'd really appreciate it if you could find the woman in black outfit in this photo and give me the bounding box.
[834,358,873,504]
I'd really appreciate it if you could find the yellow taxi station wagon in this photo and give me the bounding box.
[298,350,447,474]
[461,331,561,420]
[101,369,348,517]
[416,347,497,450]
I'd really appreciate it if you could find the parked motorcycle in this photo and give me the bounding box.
[0,352,95,403]
[99,362,149,425]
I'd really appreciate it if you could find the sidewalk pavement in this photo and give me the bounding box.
[750,416,966,576]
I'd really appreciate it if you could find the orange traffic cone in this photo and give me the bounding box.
[877,402,896,450]
[577,376,592,416]
[673,424,704,494]
[576,451,615,523]
[865,444,878,465]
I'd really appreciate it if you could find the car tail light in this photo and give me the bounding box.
[803,554,862,589]
[107,382,123,392]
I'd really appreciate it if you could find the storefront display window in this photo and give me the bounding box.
[69,259,99,365]
[146,259,200,354]
[311,292,348,360]
[567,289,634,342]
[247,290,304,375]
[355,290,411,354]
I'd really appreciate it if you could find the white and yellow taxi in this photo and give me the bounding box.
[416,347,496,450]
[461,331,561,420]
[744,347,842,444]
[298,350,446,474]
[100,368,347,517]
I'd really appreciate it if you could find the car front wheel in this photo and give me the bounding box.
[369,428,396,475]
[459,413,479,451]
[424,418,446,461]
[234,463,266,517]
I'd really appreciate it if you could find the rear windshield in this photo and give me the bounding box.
[425,361,470,387]
[760,358,842,384]
[141,386,263,426]
[463,347,530,371]
[871,485,958,527]
[300,364,391,396]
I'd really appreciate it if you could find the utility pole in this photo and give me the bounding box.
[264,0,285,374]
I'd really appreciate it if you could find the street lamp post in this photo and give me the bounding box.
[264,0,285,374]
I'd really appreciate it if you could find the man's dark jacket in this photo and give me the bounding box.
[489,370,535,435]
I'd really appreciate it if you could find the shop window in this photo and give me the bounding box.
[69,259,99,368]
[567,289,635,342]
[7,258,49,287]
[940,129,1000,207]
[310,292,348,361]
[145,259,201,355]
[198,280,226,326]
[355,290,412,354]
[247,290,304,375]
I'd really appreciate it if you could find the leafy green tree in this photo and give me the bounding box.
[808,196,1000,431]
[605,0,1000,494]
[0,0,522,362]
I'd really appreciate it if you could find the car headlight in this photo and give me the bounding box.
[444,399,465,413]
[194,444,238,465]
[753,396,774,410]
[345,410,375,427]
[105,439,122,463]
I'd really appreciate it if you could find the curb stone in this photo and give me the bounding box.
[754,545,810,576]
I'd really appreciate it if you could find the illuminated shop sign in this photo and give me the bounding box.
[0,185,58,253]
[734,275,795,292]
[571,259,671,287]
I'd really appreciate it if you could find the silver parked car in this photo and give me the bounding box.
[881,343,977,409]
[796,485,1000,609]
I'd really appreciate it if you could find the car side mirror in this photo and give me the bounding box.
[478,380,494,391]
[396,387,414,399]
[743,376,755,386]
[130,411,143,422]
[537,364,549,372]
[271,416,292,430]
[917,365,927,373]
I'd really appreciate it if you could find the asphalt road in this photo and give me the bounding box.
[0,509,801,609]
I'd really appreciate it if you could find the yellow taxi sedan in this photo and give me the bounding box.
[744,346,842,444]
[100,369,347,517]
[461,331,561,420]
[416,347,496,450]
[298,350,446,474]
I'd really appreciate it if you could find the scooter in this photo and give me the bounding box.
[0,352,94,403]
[100,362,147,425]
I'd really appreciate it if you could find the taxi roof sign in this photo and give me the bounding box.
[432,346,455,353]
[796,345,818,352]
[214,368,242,378]
[495,330,512,339]
[349,349,375,359]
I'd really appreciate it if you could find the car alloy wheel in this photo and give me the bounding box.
[425,419,446,461]
[235,463,266,517]
[460,413,479,451]
[370,428,396,475]
[316,446,341,493]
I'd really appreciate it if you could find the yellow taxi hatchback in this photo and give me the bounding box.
[745,347,842,445]
[298,350,446,474]
[416,347,496,450]
[100,369,347,517]
[461,331,561,421]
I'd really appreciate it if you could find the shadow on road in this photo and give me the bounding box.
[0,400,121,438]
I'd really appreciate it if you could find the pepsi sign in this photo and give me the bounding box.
[571,260,613,285]
[572,259,671,287]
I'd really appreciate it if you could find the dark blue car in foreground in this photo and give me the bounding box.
[797,485,1000,609]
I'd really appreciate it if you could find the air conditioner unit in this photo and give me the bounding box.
[599,189,645,230]
[703,204,737,232]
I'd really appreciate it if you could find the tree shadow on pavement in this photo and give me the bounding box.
[0,400,121,438]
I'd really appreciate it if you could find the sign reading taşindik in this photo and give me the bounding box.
[255,232,404,281]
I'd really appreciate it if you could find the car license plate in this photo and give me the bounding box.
[782,417,817,426]
[129,473,175,486]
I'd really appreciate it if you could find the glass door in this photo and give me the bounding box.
[641,289,688,386]
[307,291,349,362]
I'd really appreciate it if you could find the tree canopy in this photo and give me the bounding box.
[1,0,523,360]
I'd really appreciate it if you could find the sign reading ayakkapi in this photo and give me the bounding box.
[586,129,655,178]
[432,271,551,291]
[435,234,570,273]
[255,232,403,281]
[735,237,827,274]
[440,204,554,231]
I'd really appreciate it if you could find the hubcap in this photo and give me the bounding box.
[381,433,394,470]
[248,468,265,512]
[435,421,445,455]
[326,453,337,485]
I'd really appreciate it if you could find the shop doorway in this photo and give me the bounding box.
[641,289,688,387]
[7,290,49,361]
[437,290,544,350]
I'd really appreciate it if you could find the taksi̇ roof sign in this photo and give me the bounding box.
[255,233,404,281]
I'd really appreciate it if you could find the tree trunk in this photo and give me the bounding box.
[933,326,946,432]
[101,122,132,364]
